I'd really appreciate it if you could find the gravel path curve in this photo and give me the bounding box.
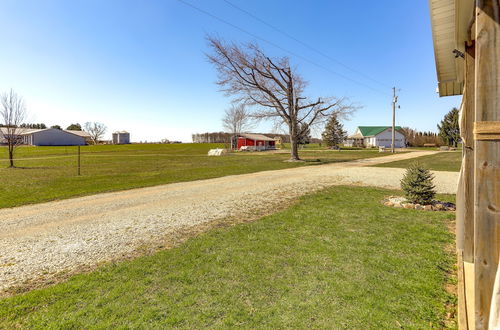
[0,151,458,293]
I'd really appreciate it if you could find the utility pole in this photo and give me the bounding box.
[391,87,398,153]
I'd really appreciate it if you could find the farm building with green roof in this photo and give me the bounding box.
[344,126,405,148]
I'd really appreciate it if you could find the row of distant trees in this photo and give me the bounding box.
[0,89,108,167]
[400,128,443,147]
[402,108,460,147]
[5,122,82,130]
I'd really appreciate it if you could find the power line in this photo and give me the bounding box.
[176,0,389,96]
[222,0,390,89]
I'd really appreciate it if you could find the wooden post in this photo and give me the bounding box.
[462,42,476,264]
[456,41,476,329]
[474,1,500,327]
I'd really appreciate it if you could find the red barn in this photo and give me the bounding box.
[237,133,276,151]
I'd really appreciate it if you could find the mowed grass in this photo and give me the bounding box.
[281,143,364,150]
[0,186,456,328]
[0,143,390,209]
[375,151,461,172]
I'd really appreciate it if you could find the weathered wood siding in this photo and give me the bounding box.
[474,1,500,328]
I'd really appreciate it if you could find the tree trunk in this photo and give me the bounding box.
[289,124,300,161]
[8,148,14,167]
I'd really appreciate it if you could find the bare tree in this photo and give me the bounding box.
[84,122,107,144]
[1,90,27,167]
[207,37,357,160]
[222,103,255,149]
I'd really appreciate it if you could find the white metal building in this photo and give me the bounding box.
[0,127,89,146]
[344,126,406,148]
[66,130,93,144]
[21,128,87,146]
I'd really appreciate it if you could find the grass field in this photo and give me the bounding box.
[375,151,461,172]
[0,186,456,328]
[0,143,390,209]
[281,143,364,150]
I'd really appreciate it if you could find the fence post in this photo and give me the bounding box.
[77,145,81,176]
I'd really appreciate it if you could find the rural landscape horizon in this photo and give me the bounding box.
[1,0,499,329]
[0,1,460,142]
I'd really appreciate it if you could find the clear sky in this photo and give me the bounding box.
[0,0,461,142]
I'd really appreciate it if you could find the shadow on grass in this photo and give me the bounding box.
[302,158,356,165]
[3,166,66,170]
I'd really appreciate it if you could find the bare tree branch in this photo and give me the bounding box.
[222,103,256,149]
[84,122,107,144]
[0,89,27,167]
[207,36,357,160]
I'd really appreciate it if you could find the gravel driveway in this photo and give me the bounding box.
[0,151,458,294]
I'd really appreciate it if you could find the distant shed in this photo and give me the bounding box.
[236,133,276,151]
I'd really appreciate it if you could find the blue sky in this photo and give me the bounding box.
[0,0,460,142]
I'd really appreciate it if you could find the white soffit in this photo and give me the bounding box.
[429,0,474,97]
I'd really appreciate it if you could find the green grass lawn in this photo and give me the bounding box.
[375,151,461,172]
[281,143,364,150]
[0,186,456,328]
[0,143,390,209]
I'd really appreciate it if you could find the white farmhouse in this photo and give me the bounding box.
[344,126,406,148]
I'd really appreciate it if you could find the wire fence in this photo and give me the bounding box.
[0,147,254,176]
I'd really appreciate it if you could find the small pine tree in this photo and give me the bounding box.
[322,115,346,147]
[400,163,436,205]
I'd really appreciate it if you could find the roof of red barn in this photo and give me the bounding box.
[238,133,276,141]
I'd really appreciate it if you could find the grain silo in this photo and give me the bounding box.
[112,131,130,144]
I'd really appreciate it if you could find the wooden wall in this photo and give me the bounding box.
[456,1,500,328]
[474,1,500,328]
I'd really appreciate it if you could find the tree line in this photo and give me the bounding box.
[0,121,104,133]
[400,128,444,147]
